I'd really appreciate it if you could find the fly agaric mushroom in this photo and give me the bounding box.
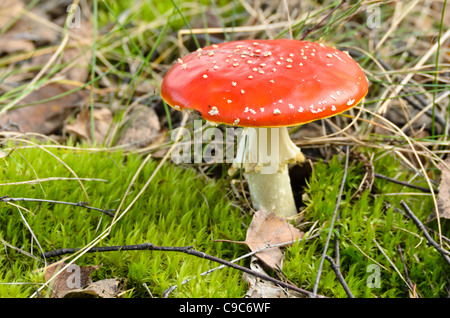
[161,39,368,217]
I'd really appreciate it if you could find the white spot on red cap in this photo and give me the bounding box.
[273,109,281,115]
[209,106,219,116]
[244,107,256,114]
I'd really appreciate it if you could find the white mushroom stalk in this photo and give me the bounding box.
[231,126,305,217]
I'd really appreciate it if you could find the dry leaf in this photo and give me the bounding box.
[0,83,87,135]
[0,0,58,54]
[0,2,93,135]
[66,107,114,145]
[44,262,101,298]
[245,210,304,270]
[62,278,124,298]
[243,257,303,298]
[115,105,161,150]
[436,158,450,219]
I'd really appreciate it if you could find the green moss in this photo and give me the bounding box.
[0,143,250,297]
[283,153,449,298]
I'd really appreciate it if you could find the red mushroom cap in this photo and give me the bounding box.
[161,39,368,127]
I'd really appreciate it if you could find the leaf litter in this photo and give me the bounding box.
[44,262,124,298]
[428,157,450,221]
[245,210,304,270]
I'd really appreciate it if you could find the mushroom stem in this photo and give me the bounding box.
[232,126,305,217]
[247,167,297,217]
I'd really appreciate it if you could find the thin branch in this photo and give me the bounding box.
[312,145,350,297]
[41,243,323,298]
[400,200,450,264]
[324,255,353,298]
[0,177,108,186]
[373,237,414,293]
[374,173,437,194]
[397,244,419,298]
[0,196,116,217]
[164,233,321,297]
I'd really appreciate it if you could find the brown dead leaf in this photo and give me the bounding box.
[0,2,93,135]
[426,158,450,222]
[44,262,101,298]
[0,83,88,135]
[62,278,124,298]
[66,107,114,145]
[245,210,304,270]
[436,158,450,219]
[115,105,161,150]
[243,257,303,298]
[0,0,58,54]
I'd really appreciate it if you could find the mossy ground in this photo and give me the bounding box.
[284,154,448,298]
[1,143,447,298]
[0,143,250,297]
[0,0,448,299]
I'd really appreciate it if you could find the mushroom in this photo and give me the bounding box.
[161,39,368,217]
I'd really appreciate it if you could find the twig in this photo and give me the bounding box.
[373,237,414,293]
[382,200,450,245]
[312,145,350,297]
[374,173,437,193]
[41,243,322,298]
[400,200,450,264]
[0,177,108,186]
[397,244,419,298]
[164,233,321,297]
[1,238,44,263]
[324,255,353,298]
[0,196,116,217]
